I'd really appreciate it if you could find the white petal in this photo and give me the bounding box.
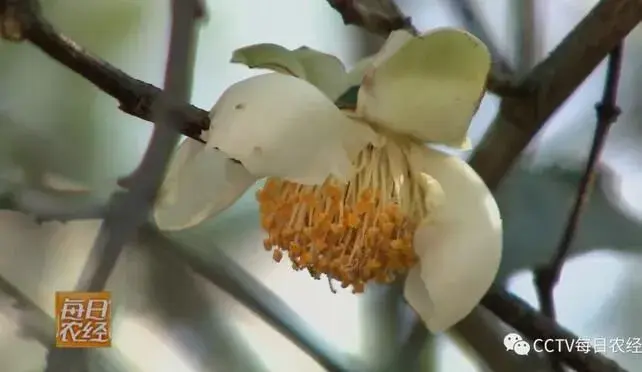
[369,30,415,69]
[153,137,257,231]
[206,73,380,185]
[343,56,374,89]
[404,267,435,319]
[231,43,307,77]
[356,28,491,147]
[231,43,349,101]
[292,46,349,101]
[339,31,414,95]
[404,148,502,332]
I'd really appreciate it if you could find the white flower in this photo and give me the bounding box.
[153,28,502,333]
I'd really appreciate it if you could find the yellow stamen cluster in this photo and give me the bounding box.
[257,140,437,294]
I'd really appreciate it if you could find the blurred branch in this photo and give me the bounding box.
[469,0,640,188]
[141,233,268,372]
[512,0,539,74]
[482,290,627,372]
[0,0,208,142]
[141,225,361,372]
[0,272,55,346]
[324,0,413,35]
[0,186,359,371]
[6,189,105,223]
[41,1,204,371]
[324,0,523,97]
[0,271,131,372]
[534,45,623,319]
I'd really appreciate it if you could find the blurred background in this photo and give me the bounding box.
[0,0,641,371]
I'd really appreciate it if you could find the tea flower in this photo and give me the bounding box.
[153,28,502,332]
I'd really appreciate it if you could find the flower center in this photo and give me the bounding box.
[256,140,440,293]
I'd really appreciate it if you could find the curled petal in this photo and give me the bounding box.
[231,43,348,100]
[153,138,257,231]
[357,28,491,147]
[231,43,307,76]
[206,73,380,185]
[293,46,349,100]
[404,148,502,332]
[404,267,435,320]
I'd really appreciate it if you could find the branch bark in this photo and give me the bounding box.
[482,290,627,372]
[36,1,204,371]
[534,42,623,330]
[470,0,642,188]
[0,0,209,142]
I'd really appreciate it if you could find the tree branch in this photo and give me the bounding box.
[0,271,55,346]
[0,0,209,142]
[141,225,361,372]
[534,44,623,319]
[324,0,524,97]
[482,290,627,372]
[469,0,641,189]
[41,1,204,371]
[0,185,360,372]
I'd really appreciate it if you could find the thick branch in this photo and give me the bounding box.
[482,290,627,372]
[0,0,209,142]
[470,0,642,188]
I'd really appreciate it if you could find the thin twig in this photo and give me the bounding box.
[533,44,623,320]
[0,271,132,371]
[0,0,209,142]
[0,272,55,346]
[324,0,414,36]
[469,0,640,189]
[42,1,203,371]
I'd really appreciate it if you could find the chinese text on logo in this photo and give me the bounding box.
[55,291,112,348]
